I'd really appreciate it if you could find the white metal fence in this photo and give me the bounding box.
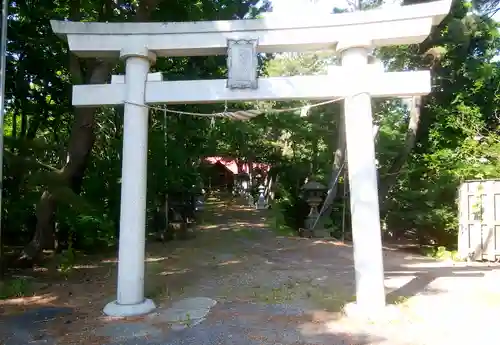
[458,179,500,261]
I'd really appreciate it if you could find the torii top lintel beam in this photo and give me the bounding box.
[51,0,451,58]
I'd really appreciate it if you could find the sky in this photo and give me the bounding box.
[270,0,349,13]
[268,0,500,21]
[269,0,403,15]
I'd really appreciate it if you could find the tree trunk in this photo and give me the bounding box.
[247,157,254,186]
[268,175,277,202]
[315,114,380,231]
[21,99,106,261]
[379,96,422,215]
[265,170,278,202]
[327,112,346,199]
[21,0,160,263]
[19,192,56,261]
[311,137,319,174]
[316,112,346,225]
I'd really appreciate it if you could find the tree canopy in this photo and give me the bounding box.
[1,0,499,267]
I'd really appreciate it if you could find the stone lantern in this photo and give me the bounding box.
[256,184,267,210]
[302,179,329,238]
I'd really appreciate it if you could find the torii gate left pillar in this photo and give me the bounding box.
[103,47,157,316]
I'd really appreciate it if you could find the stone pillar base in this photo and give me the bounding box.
[342,302,399,322]
[312,228,331,238]
[256,203,267,210]
[104,298,156,317]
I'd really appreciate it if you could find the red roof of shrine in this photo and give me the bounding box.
[204,157,270,175]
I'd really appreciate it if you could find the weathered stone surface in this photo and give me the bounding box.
[171,297,217,310]
[146,296,217,328]
[95,322,163,339]
[150,307,210,323]
[99,301,383,345]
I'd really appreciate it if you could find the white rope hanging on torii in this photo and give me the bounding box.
[123,95,361,121]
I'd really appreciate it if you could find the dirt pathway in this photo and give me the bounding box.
[1,195,499,344]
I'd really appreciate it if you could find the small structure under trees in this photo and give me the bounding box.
[202,157,270,191]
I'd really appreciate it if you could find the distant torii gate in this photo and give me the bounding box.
[51,0,451,318]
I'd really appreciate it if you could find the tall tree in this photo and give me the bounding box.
[7,0,269,262]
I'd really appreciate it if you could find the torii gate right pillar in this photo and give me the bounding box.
[339,40,386,316]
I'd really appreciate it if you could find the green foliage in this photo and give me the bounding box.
[420,246,462,261]
[1,0,498,262]
[2,0,271,252]
[0,278,32,299]
[268,200,296,236]
[56,247,77,274]
[379,1,500,245]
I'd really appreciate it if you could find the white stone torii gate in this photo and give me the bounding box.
[51,0,451,318]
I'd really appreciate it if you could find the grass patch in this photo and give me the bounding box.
[267,201,296,237]
[307,288,355,312]
[245,280,354,313]
[420,246,462,261]
[55,248,77,274]
[145,283,171,300]
[387,295,410,305]
[231,227,260,239]
[252,286,295,303]
[144,261,172,300]
[272,224,296,237]
[0,277,32,299]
